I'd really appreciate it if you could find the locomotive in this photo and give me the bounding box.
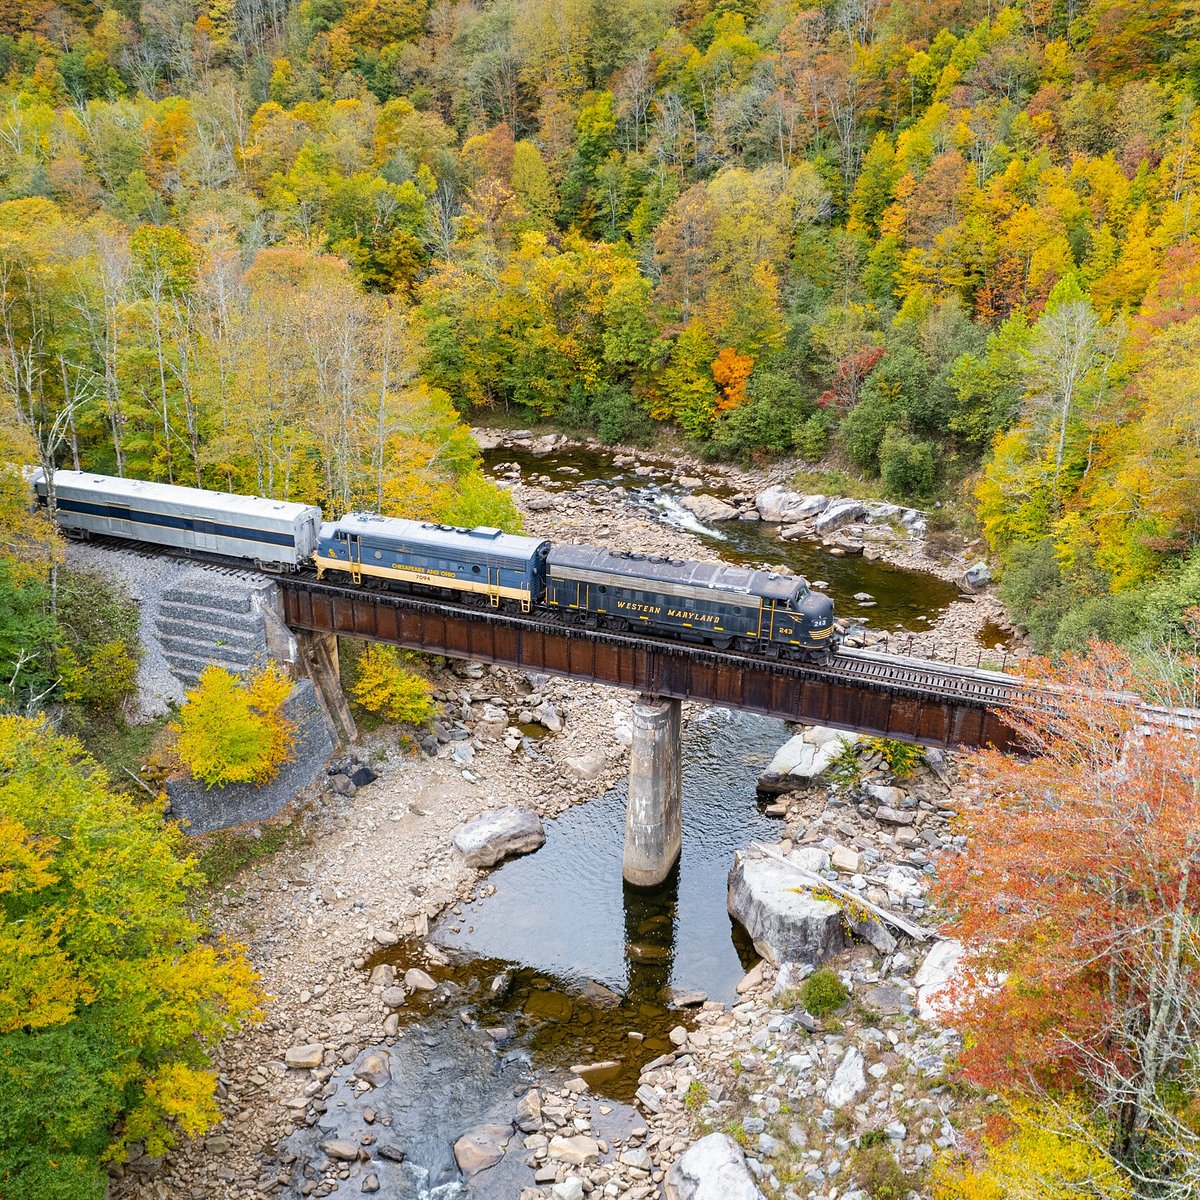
[35,469,839,659]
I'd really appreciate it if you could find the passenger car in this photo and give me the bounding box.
[34,470,321,571]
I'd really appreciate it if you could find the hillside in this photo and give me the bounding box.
[0,0,1197,648]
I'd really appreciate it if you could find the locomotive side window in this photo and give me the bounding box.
[598,585,607,593]
[472,565,481,574]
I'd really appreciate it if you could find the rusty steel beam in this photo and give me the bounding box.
[279,580,1021,751]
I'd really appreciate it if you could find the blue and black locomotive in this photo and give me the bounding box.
[36,470,839,659]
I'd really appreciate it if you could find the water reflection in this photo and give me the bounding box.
[436,707,779,1005]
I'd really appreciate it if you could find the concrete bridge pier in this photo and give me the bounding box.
[623,695,683,888]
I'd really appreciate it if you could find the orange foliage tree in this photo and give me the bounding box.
[933,626,1200,1182]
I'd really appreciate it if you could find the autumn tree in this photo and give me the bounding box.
[0,716,261,1199]
[933,632,1200,1191]
[171,664,296,788]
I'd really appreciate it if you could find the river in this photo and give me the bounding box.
[279,442,962,1198]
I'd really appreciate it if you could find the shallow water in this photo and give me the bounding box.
[314,709,791,1195]
[433,708,790,1072]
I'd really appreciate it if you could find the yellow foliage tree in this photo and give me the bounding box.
[172,665,296,788]
[351,644,435,726]
[934,1097,1132,1200]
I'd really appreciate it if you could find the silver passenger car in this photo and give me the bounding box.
[35,470,321,570]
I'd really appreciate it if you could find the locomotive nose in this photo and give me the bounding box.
[797,591,838,643]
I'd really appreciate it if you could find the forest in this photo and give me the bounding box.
[0,2,1198,1197]
[0,0,1198,657]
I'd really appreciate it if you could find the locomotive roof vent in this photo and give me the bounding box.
[467,527,502,539]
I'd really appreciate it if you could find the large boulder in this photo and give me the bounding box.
[665,1133,767,1200]
[728,846,845,966]
[452,807,545,869]
[755,486,828,524]
[755,485,798,522]
[814,499,867,535]
[914,939,967,1022]
[680,493,739,522]
[758,726,861,792]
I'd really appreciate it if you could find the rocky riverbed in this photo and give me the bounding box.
[113,460,992,1200]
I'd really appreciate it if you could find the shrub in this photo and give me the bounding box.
[862,735,925,778]
[0,716,262,1198]
[171,664,295,788]
[793,411,829,462]
[879,426,936,499]
[351,644,435,726]
[932,1096,1131,1200]
[853,1143,911,1200]
[800,968,849,1016]
[56,569,142,712]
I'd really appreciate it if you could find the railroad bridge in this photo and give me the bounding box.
[278,576,1023,886]
[77,544,1027,883]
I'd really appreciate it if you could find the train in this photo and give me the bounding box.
[34,469,839,659]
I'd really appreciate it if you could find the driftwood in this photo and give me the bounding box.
[122,767,160,800]
[747,841,938,943]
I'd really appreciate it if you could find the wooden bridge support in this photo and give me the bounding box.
[294,631,357,746]
[623,695,683,888]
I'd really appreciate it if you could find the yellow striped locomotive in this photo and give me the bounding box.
[36,472,839,661]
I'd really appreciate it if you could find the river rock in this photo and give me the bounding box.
[826,1046,867,1107]
[548,1135,601,1165]
[353,1050,391,1088]
[680,493,739,522]
[472,429,505,451]
[403,967,437,991]
[814,499,867,534]
[321,1139,362,1162]
[515,1088,542,1132]
[452,807,546,868]
[728,847,845,966]
[531,699,563,732]
[284,1044,324,1069]
[563,749,606,782]
[665,1132,767,1200]
[453,1123,511,1176]
[915,938,967,1022]
[962,560,992,591]
[380,986,407,1008]
[831,846,861,874]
